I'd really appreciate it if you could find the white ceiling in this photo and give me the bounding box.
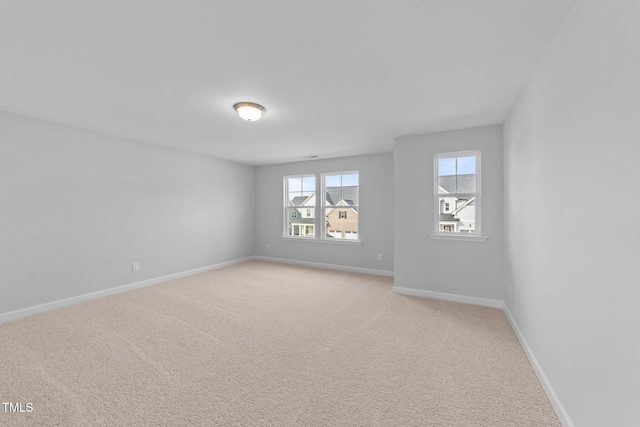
[0,0,575,166]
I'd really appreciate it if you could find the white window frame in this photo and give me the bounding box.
[283,172,361,244]
[431,150,487,242]
[321,170,360,243]
[283,174,316,240]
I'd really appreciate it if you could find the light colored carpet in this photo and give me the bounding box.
[0,260,559,426]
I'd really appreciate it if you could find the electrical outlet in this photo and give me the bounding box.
[377,253,383,261]
[266,243,270,250]
[132,262,140,272]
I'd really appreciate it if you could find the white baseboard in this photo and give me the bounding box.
[254,256,394,277]
[392,286,503,308]
[0,256,254,324]
[502,304,574,427]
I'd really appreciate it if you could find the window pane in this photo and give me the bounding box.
[288,177,302,192]
[325,173,359,206]
[438,156,476,193]
[457,156,476,193]
[438,197,475,233]
[456,173,476,193]
[435,152,480,234]
[302,176,315,192]
[457,156,476,174]
[285,175,316,238]
[438,175,456,194]
[341,173,359,186]
[325,206,358,239]
[438,158,456,176]
[288,176,315,206]
[324,172,359,240]
[287,208,314,237]
[325,175,342,187]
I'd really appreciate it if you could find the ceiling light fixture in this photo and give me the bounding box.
[233,102,266,122]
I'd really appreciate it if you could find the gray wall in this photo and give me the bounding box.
[254,153,394,273]
[0,111,255,315]
[394,125,504,300]
[504,1,640,425]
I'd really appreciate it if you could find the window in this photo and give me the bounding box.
[324,172,359,240]
[283,171,359,242]
[435,151,480,235]
[285,175,315,238]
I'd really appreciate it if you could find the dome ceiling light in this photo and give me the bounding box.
[233,102,266,122]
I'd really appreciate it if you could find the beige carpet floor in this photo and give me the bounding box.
[0,260,559,426]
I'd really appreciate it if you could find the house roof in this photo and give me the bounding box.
[325,186,358,206]
[438,174,476,194]
[289,195,310,206]
[290,187,359,211]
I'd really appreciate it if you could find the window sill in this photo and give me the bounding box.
[281,237,362,245]
[428,234,488,242]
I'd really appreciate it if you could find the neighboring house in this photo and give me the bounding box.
[438,174,475,233]
[288,194,316,236]
[325,199,358,239]
[287,186,359,239]
[325,185,358,239]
